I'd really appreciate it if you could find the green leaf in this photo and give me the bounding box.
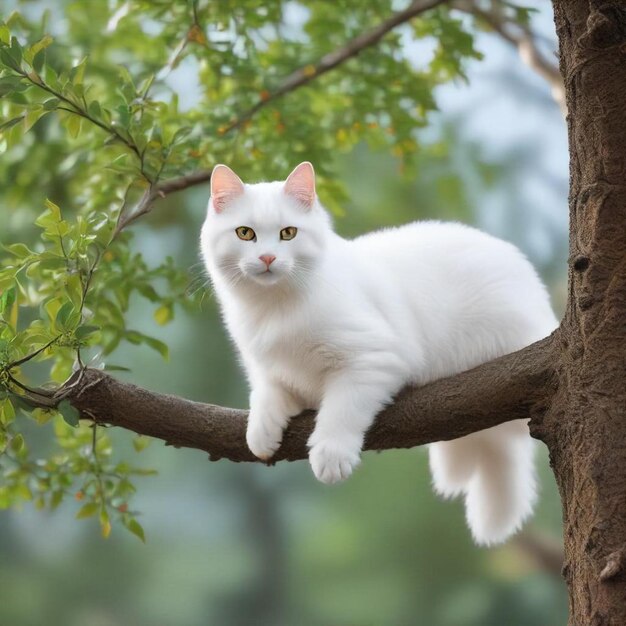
[69,57,87,85]
[103,364,131,372]
[16,484,32,501]
[0,75,26,97]
[0,116,24,132]
[66,114,82,139]
[0,23,9,45]
[143,336,169,360]
[42,97,60,110]
[100,508,111,538]
[132,436,150,452]
[0,286,16,315]
[55,301,78,330]
[171,126,192,145]
[88,100,101,119]
[75,325,100,342]
[76,502,99,519]
[9,36,22,64]
[0,48,19,71]
[154,304,173,325]
[32,407,54,425]
[50,490,64,510]
[4,242,32,258]
[124,518,145,542]
[0,399,15,426]
[139,73,155,98]
[32,49,45,74]
[10,433,24,452]
[24,108,45,133]
[35,198,62,231]
[137,283,159,302]
[115,104,131,127]
[29,35,53,59]
[58,399,80,427]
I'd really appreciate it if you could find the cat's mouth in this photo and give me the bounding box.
[250,268,283,285]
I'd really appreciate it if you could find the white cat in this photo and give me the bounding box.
[200,162,557,545]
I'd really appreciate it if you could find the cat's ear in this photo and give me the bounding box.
[284,162,316,209]
[210,164,244,213]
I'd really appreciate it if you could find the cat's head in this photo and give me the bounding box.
[201,162,331,289]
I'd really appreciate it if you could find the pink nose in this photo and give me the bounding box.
[259,254,276,267]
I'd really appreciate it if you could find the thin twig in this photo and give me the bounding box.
[16,68,148,168]
[452,0,565,114]
[7,335,62,369]
[220,0,447,134]
[113,168,213,236]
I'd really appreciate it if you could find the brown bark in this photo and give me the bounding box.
[539,2,626,623]
[62,336,556,463]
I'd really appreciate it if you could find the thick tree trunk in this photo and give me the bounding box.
[540,2,626,623]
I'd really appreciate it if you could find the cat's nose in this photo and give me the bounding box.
[259,254,276,267]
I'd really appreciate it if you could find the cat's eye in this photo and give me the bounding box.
[236,226,256,241]
[280,226,298,241]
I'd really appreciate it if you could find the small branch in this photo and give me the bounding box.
[453,1,566,115]
[513,532,564,578]
[157,168,213,195]
[6,335,62,369]
[220,0,448,134]
[113,168,213,236]
[16,69,147,167]
[56,335,557,463]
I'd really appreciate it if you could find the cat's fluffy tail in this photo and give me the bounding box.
[429,420,536,546]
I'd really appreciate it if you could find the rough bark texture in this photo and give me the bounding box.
[65,336,556,463]
[539,2,626,623]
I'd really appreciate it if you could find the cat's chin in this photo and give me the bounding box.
[248,271,283,286]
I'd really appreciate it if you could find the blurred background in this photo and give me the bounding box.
[0,1,569,624]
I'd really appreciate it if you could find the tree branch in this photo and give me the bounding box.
[513,532,564,579]
[453,0,566,114]
[60,335,557,463]
[113,168,213,236]
[220,0,448,134]
[113,0,446,233]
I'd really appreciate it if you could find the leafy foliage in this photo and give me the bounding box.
[0,0,491,538]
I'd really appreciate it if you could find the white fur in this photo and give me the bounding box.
[200,164,557,545]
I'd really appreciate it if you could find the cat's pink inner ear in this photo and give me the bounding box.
[210,164,244,213]
[284,162,316,209]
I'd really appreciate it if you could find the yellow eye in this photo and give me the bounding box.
[280,226,298,241]
[236,226,256,241]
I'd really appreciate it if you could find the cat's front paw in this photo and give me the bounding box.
[308,439,361,484]
[246,414,284,461]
